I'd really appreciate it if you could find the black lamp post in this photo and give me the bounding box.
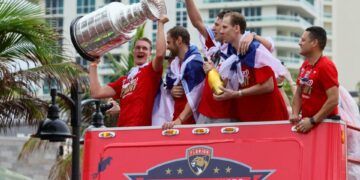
[32,84,109,180]
[33,84,82,180]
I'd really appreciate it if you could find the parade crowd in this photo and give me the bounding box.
[88,0,341,134]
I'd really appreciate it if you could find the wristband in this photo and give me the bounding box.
[90,63,98,67]
[309,117,317,125]
[237,90,243,97]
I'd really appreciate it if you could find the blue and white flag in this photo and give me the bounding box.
[152,45,205,125]
[219,40,286,90]
[152,81,174,126]
[126,62,149,80]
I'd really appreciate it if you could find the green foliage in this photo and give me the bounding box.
[0,0,85,129]
[17,138,50,161]
[283,68,299,100]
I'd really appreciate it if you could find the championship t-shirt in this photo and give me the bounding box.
[235,65,289,121]
[296,56,339,118]
[108,62,162,127]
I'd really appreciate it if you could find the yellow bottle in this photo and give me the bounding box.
[208,69,224,95]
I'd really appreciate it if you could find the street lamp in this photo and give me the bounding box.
[78,100,113,144]
[31,87,73,142]
[32,84,109,180]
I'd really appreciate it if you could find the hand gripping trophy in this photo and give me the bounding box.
[70,0,167,61]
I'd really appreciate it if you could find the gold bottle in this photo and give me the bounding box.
[208,68,224,95]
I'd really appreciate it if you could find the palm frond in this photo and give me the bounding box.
[0,0,61,64]
[17,138,50,160]
[0,0,86,129]
[48,147,84,180]
[0,94,47,128]
[13,62,86,87]
[48,154,72,180]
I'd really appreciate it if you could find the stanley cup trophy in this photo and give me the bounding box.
[70,0,166,61]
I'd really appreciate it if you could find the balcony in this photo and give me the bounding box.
[202,0,316,17]
[274,35,299,43]
[326,30,333,39]
[324,0,333,5]
[206,15,312,30]
[324,12,332,18]
[274,35,300,50]
[248,15,312,30]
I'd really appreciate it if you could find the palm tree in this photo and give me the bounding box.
[18,21,148,180]
[0,0,85,129]
[0,0,84,178]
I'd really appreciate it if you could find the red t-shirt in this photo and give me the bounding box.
[235,65,289,121]
[198,77,235,118]
[204,32,215,50]
[108,62,162,127]
[296,56,339,118]
[198,33,235,119]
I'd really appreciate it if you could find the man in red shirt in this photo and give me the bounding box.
[161,26,205,129]
[291,26,339,133]
[88,16,168,127]
[184,0,275,124]
[214,12,288,122]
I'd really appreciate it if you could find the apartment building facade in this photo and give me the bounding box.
[41,0,359,92]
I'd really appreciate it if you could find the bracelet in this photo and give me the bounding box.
[178,116,184,123]
[309,117,317,125]
[237,90,243,97]
[90,62,98,67]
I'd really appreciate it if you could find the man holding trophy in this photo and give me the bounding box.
[75,0,168,127]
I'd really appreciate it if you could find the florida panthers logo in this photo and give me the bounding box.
[127,146,274,179]
[187,146,212,176]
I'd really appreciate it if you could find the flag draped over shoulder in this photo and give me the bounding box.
[199,26,221,58]
[152,46,205,125]
[126,62,149,80]
[219,40,286,90]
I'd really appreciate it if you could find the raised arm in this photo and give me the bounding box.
[152,16,169,72]
[89,59,116,99]
[185,0,208,38]
[239,32,274,54]
[253,33,274,52]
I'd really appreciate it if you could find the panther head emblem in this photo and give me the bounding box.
[190,156,209,175]
[187,146,212,176]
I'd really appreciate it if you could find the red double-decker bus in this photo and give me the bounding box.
[82,120,360,180]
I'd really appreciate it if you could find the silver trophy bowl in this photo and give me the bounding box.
[70,0,166,61]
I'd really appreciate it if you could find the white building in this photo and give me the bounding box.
[333,0,360,92]
[40,0,358,93]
